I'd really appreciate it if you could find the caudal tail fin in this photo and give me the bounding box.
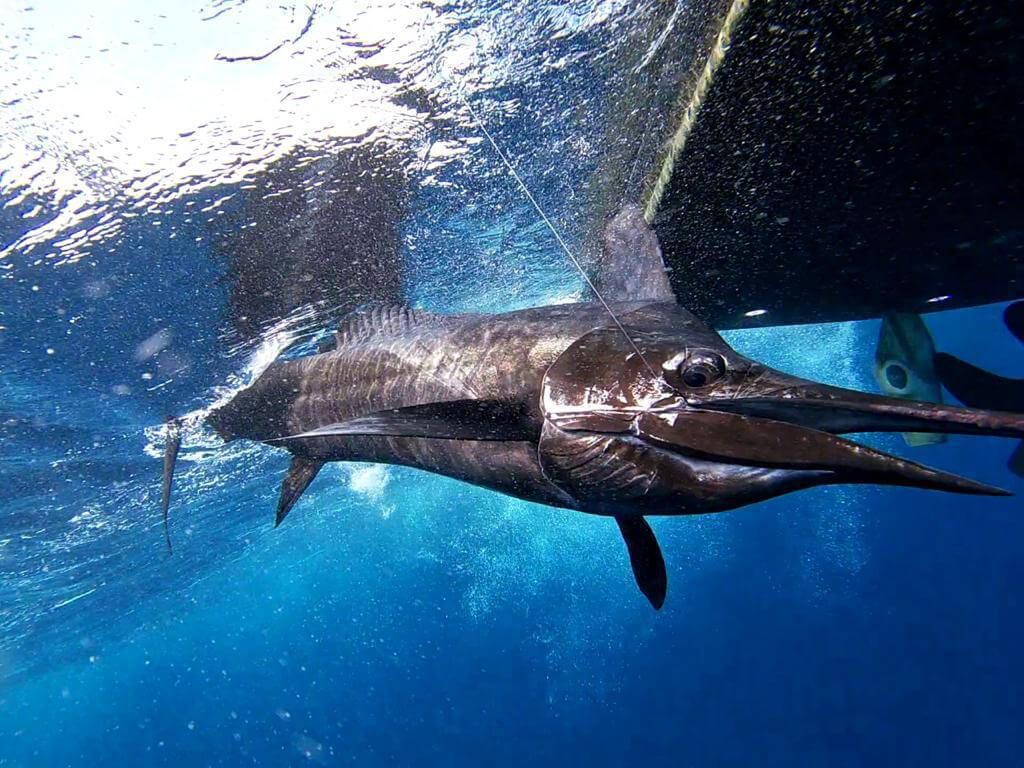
[161,419,182,554]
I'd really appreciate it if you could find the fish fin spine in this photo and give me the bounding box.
[276,456,326,527]
[334,304,444,347]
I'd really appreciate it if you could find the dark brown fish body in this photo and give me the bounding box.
[166,206,1024,609]
[206,303,625,510]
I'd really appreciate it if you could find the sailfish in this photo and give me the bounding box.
[161,203,1024,609]
[160,0,1024,608]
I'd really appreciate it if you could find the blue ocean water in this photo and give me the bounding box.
[2,2,1023,766]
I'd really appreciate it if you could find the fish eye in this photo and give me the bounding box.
[677,350,727,388]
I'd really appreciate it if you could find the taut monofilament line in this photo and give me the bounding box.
[459,94,661,382]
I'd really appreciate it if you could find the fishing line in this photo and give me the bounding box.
[459,94,660,379]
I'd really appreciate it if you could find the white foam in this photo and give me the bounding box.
[347,465,391,501]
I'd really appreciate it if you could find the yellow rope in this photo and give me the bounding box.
[642,0,750,222]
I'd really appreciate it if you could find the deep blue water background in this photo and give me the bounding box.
[2,2,1023,766]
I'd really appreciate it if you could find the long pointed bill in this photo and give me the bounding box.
[691,375,1024,438]
[636,410,1010,496]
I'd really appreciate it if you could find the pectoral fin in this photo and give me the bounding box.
[276,456,325,527]
[273,398,537,443]
[614,516,667,610]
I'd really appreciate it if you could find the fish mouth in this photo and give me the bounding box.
[692,381,1024,438]
[640,378,1024,497]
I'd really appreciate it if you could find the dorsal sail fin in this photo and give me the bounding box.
[331,304,469,349]
[593,203,676,303]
